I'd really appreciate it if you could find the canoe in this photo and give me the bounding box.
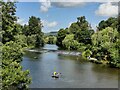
[52,75,59,78]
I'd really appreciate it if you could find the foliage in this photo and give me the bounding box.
[14,34,27,48]
[62,34,80,50]
[44,35,57,44]
[22,16,44,48]
[56,16,94,49]
[68,22,79,34]
[56,28,67,47]
[22,24,29,36]
[75,29,94,45]
[91,27,120,67]
[2,41,23,62]
[1,1,31,89]
[1,1,18,44]
[56,15,119,68]
[28,16,43,35]
[2,41,31,90]
[98,17,118,30]
[76,16,89,30]
[82,49,92,59]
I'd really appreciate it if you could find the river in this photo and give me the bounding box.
[21,44,118,88]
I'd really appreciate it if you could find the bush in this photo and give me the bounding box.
[82,49,92,59]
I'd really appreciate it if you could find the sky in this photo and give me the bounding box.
[15,1,118,33]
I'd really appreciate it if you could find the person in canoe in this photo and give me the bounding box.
[52,72,61,78]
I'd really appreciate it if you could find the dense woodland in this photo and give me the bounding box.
[1,1,120,90]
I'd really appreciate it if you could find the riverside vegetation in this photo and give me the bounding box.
[56,16,120,68]
[1,0,120,90]
[1,1,44,90]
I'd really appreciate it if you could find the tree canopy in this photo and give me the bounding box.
[22,16,44,48]
[1,1,32,89]
[56,16,120,68]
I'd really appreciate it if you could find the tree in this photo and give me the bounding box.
[56,16,94,50]
[75,29,94,45]
[62,34,80,50]
[56,28,67,47]
[1,1,17,44]
[68,23,79,34]
[68,16,94,45]
[77,16,89,30]
[1,1,31,89]
[46,36,57,44]
[28,16,43,35]
[91,27,120,67]
[98,17,118,30]
[23,16,44,47]
[22,24,29,36]
[2,41,31,89]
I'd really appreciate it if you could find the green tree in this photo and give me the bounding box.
[28,16,43,35]
[46,36,57,44]
[98,17,118,30]
[56,16,94,50]
[1,1,17,44]
[2,41,31,90]
[56,28,67,47]
[91,27,120,67]
[75,29,94,45]
[62,34,80,50]
[22,24,29,36]
[68,16,94,45]
[69,23,79,34]
[77,16,89,30]
[1,1,31,89]
[23,16,44,47]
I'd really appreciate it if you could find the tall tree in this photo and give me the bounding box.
[28,16,43,35]
[2,1,17,44]
[74,16,94,44]
[56,28,67,47]
[24,16,44,47]
[1,1,31,89]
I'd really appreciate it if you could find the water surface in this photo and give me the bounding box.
[22,44,118,88]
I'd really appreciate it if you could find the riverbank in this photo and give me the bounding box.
[87,57,120,68]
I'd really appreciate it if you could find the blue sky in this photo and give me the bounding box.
[16,2,118,33]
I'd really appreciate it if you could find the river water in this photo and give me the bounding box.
[22,44,119,88]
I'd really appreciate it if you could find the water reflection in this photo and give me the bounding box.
[24,51,41,60]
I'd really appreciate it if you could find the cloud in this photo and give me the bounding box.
[95,2,118,17]
[42,20,58,28]
[47,21,58,27]
[43,29,58,33]
[52,2,85,8]
[40,0,51,12]
[17,19,28,25]
[39,0,85,12]
[39,0,119,12]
